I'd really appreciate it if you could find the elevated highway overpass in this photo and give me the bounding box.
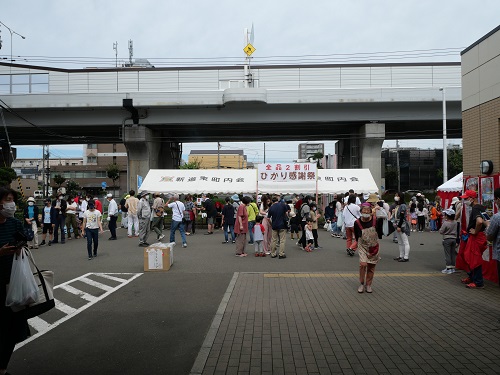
[0,61,462,190]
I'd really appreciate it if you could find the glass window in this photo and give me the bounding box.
[11,85,30,94]
[0,85,10,94]
[96,171,107,178]
[88,144,98,149]
[87,156,97,164]
[12,75,29,84]
[76,172,84,178]
[30,74,49,84]
[30,84,48,93]
[0,75,9,85]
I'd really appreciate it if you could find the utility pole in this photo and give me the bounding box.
[396,140,401,192]
[263,143,266,163]
[44,145,50,197]
[128,40,133,66]
[113,41,118,91]
[439,87,448,183]
[217,142,220,169]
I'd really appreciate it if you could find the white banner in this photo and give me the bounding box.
[257,163,317,182]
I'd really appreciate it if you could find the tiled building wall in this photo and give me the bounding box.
[462,97,500,177]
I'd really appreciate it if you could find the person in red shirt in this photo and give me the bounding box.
[234,196,251,257]
[93,196,103,214]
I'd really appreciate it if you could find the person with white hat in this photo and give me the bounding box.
[106,193,118,240]
[439,208,458,274]
[450,196,462,222]
[23,196,40,249]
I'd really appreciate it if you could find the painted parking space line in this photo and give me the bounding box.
[263,272,447,278]
[15,272,142,351]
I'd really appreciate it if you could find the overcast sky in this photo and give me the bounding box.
[3,0,498,161]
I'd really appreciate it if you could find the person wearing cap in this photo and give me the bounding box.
[82,200,104,259]
[125,190,140,237]
[40,198,56,246]
[450,196,462,222]
[166,194,187,248]
[106,193,118,240]
[458,190,488,289]
[23,196,40,249]
[151,192,166,241]
[439,208,458,274]
[137,191,152,247]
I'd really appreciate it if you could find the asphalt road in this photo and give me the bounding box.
[8,227,449,375]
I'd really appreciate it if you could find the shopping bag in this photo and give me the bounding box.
[337,213,344,228]
[5,248,39,307]
[382,219,389,236]
[24,226,34,241]
[11,249,55,318]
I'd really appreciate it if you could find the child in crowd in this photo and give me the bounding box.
[304,219,314,252]
[439,208,458,274]
[289,211,301,240]
[410,202,418,232]
[253,215,266,257]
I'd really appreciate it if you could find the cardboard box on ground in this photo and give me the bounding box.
[144,242,174,272]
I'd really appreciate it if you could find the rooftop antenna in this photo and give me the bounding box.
[128,39,133,66]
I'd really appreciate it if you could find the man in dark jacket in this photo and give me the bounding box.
[52,191,67,244]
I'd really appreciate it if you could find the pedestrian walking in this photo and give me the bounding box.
[106,193,119,240]
[82,201,104,259]
[137,191,152,247]
[354,203,382,293]
[235,196,251,257]
[393,192,411,262]
[166,194,187,248]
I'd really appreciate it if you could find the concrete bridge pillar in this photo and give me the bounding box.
[359,123,385,192]
[123,126,180,191]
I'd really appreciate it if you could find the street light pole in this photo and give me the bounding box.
[0,21,26,94]
[439,87,448,183]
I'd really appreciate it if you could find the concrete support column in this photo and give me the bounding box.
[359,123,385,192]
[123,126,160,191]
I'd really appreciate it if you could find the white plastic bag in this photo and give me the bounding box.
[5,249,39,307]
[382,219,389,237]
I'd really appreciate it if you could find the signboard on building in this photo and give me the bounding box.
[257,163,317,182]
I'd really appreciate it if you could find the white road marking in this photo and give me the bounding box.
[15,272,143,350]
[79,276,114,292]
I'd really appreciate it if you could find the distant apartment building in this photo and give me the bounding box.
[12,157,83,180]
[298,143,325,160]
[50,144,128,197]
[188,150,248,169]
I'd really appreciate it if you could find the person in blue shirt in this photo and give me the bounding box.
[40,198,56,246]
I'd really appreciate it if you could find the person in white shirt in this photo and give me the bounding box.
[343,190,362,205]
[137,191,152,247]
[167,194,187,248]
[106,193,119,240]
[82,201,103,260]
[343,194,361,256]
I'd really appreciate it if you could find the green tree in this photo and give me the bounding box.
[448,148,463,177]
[312,152,324,168]
[384,166,399,189]
[180,159,201,169]
[66,180,80,197]
[0,167,17,187]
[106,163,120,186]
[53,174,66,189]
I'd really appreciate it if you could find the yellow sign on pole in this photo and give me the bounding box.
[243,43,256,56]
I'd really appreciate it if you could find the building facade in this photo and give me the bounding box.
[461,25,500,177]
[298,143,325,160]
[188,150,248,169]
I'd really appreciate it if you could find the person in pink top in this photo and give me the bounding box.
[234,196,251,257]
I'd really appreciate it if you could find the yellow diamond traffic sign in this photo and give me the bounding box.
[244,43,256,56]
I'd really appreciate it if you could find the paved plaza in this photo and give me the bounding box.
[8,227,500,375]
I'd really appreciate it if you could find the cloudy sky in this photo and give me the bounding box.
[2,0,499,161]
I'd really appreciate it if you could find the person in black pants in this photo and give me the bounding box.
[52,192,67,244]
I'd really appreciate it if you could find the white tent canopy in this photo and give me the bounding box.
[139,169,379,195]
[437,172,463,192]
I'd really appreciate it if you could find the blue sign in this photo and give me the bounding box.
[137,175,143,189]
[101,181,107,189]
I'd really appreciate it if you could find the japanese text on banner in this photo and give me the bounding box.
[258,163,317,182]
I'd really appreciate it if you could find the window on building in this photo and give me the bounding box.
[95,171,107,178]
[87,156,97,164]
[88,144,98,149]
